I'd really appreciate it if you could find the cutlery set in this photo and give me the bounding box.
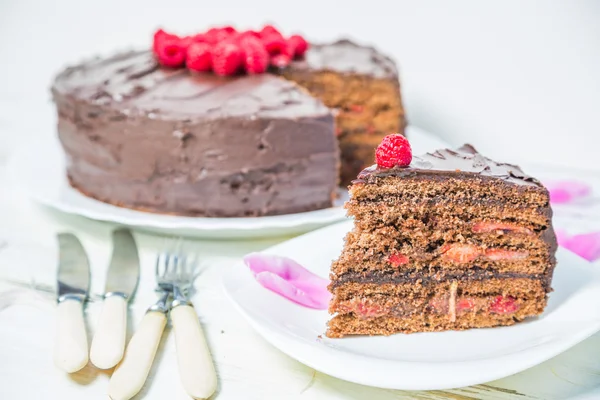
[54,229,217,400]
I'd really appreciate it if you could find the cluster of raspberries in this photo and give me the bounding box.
[152,25,309,76]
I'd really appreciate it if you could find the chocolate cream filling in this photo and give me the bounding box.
[330,266,554,291]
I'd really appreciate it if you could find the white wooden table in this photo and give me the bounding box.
[1,153,600,400]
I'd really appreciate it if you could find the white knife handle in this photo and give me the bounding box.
[54,297,88,373]
[90,294,127,369]
[171,305,217,399]
[108,311,166,400]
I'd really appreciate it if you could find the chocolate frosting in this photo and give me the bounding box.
[51,49,343,217]
[331,266,553,292]
[289,39,398,80]
[357,144,543,187]
[53,51,331,121]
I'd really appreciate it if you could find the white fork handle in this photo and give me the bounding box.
[54,298,88,373]
[90,295,127,369]
[171,305,217,399]
[108,311,166,400]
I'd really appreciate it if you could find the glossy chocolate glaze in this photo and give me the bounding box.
[54,51,337,120]
[52,51,339,217]
[356,144,543,187]
[289,39,398,80]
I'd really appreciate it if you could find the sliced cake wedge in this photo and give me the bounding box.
[327,135,557,337]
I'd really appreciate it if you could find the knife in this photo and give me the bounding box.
[55,233,91,373]
[90,229,140,369]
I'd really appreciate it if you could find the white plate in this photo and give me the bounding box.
[7,126,447,239]
[223,221,600,390]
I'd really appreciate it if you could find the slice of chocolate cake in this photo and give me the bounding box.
[327,135,557,337]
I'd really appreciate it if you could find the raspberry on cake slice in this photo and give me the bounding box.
[326,134,558,337]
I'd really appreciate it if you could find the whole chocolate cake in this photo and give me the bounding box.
[51,27,405,217]
[327,136,557,337]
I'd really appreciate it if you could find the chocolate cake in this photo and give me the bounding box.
[327,142,557,337]
[51,37,404,217]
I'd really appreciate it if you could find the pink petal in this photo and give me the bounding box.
[244,253,321,283]
[243,253,331,310]
[254,271,330,309]
[555,229,569,245]
[545,181,591,204]
[561,232,600,263]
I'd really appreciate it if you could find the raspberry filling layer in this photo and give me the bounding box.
[472,221,534,235]
[335,294,521,320]
[440,244,529,263]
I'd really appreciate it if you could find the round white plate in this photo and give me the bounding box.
[7,126,447,239]
[223,221,600,390]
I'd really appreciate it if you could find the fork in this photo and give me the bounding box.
[108,246,217,400]
[158,249,217,400]
[108,259,170,400]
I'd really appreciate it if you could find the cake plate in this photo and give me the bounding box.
[8,126,447,239]
[223,220,600,390]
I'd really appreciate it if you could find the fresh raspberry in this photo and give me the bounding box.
[375,133,412,168]
[441,244,482,263]
[271,54,291,68]
[205,27,233,44]
[490,296,519,314]
[155,39,186,67]
[485,249,529,261]
[246,30,261,38]
[456,298,476,312]
[288,34,309,58]
[239,37,269,74]
[262,33,288,56]
[237,35,262,48]
[388,253,409,267]
[235,30,261,44]
[153,29,179,55]
[259,24,281,38]
[186,42,212,72]
[221,26,237,34]
[211,41,243,76]
[472,222,533,235]
[179,36,195,50]
[190,33,208,44]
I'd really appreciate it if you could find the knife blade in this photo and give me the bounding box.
[55,233,91,373]
[90,229,140,369]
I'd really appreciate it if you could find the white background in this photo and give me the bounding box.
[1,0,599,170]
